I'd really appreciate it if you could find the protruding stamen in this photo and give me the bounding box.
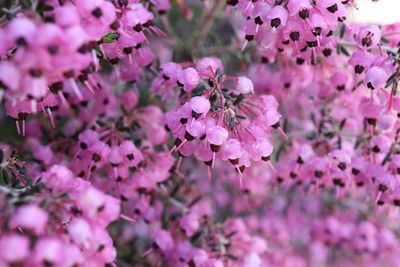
[128,54,133,64]
[30,100,37,113]
[47,108,56,128]
[120,214,136,223]
[86,161,94,180]
[99,44,106,59]
[212,152,216,168]
[278,126,288,140]
[114,66,120,80]
[375,191,382,204]
[268,160,277,173]
[388,85,395,110]
[58,91,69,109]
[176,157,183,173]
[176,139,187,151]
[15,120,21,135]
[22,120,26,136]
[92,50,100,71]
[69,78,83,100]
[113,166,118,179]
[141,247,153,258]
[235,165,243,189]
[84,81,95,94]
[168,145,177,154]
[241,40,248,52]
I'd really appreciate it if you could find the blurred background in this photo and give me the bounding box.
[352,0,400,24]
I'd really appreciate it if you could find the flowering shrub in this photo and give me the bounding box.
[1,0,400,266]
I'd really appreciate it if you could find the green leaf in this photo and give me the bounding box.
[209,94,217,106]
[101,32,119,44]
[385,72,397,88]
[233,94,245,106]
[20,0,32,9]
[191,84,206,96]
[116,119,125,131]
[381,37,389,44]
[337,44,350,57]
[215,68,223,81]
[2,169,9,185]
[96,120,106,127]
[339,119,346,130]
[339,24,346,39]
[222,91,232,99]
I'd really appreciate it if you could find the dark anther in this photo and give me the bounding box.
[299,9,309,20]
[245,35,254,41]
[290,31,300,42]
[297,156,304,164]
[227,0,239,6]
[262,156,270,161]
[123,47,133,54]
[48,45,59,55]
[314,170,324,178]
[185,131,195,141]
[229,158,239,165]
[91,7,103,18]
[80,142,88,150]
[378,184,388,192]
[355,65,365,74]
[372,145,380,153]
[337,85,345,91]
[323,48,332,57]
[306,40,318,48]
[338,162,347,171]
[296,58,305,65]
[312,27,322,36]
[327,4,338,13]
[133,24,143,32]
[210,144,221,152]
[271,18,281,28]
[92,153,101,162]
[362,37,372,47]
[110,20,121,30]
[30,69,43,78]
[255,16,263,25]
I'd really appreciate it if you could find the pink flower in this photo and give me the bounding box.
[9,204,48,235]
[179,213,200,237]
[32,238,63,266]
[237,76,255,94]
[0,234,30,263]
[365,66,388,90]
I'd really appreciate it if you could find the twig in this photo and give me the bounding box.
[191,0,226,49]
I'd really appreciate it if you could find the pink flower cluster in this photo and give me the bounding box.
[0,161,120,266]
[0,0,166,135]
[158,57,282,185]
[228,0,355,63]
[1,0,400,266]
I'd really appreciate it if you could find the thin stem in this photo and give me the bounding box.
[191,0,226,49]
